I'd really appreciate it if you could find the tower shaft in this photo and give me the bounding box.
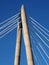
[14,23,22,65]
[21,5,34,65]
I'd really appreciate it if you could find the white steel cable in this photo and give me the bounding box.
[0,17,20,30]
[36,46,48,65]
[28,21,49,41]
[35,33,49,48]
[30,32,49,59]
[0,12,20,25]
[30,33,40,65]
[0,17,20,35]
[38,43,49,59]
[30,20,49,36]
[33,25,49,41]
[0,22,21,39]
[32,48,40,65]
[30,17,49,33]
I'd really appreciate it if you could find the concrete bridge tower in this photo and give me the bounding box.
[14,5,34,65]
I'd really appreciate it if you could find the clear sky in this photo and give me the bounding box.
[0,0,49,65]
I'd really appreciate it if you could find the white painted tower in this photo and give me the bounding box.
[14,5,34,65]
[14,22,22,65]
[21,5,34,65]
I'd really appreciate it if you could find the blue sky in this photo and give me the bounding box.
[0,0,49,65]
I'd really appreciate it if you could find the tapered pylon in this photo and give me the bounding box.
[21,5,34,65]
[14,22,22,65]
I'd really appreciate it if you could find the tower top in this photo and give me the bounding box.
[21,4,24,9]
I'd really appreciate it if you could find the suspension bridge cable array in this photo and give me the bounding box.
[35,32,49,48]
[30,17,49,37]
[28,20,49,41]
[30,17,49,33]
[33,25,49,41]
[0,12,20,26]
[38,43,49,58]
[0,17,20,35]
[28,20,49,48]
[36,46,48,65]
[27,16,49,65]
[29,32,49,65]
[30,20,49,37]
[29,30,49,58]
[0,14,20,30]
[0,12,21,39]
[29,35,40,65]
[0,21,21,39]
[32,47,40,65]
[28,19,49,55]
